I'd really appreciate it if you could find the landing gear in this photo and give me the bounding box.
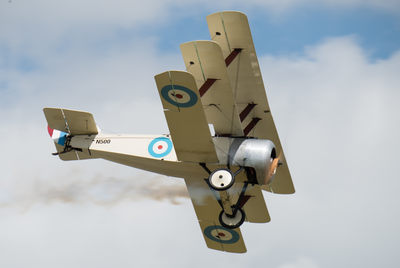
[198,163,248,229]
[208,169,234,191]
[219,207,246,229]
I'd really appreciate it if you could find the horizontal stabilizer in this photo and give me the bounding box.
[43,108,98,135]
[43,108,98,161]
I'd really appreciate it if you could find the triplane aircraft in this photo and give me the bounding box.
[44,11,294,253]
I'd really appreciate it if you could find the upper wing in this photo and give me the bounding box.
[206,11,295,194]
[184,176,246,253]
[154,71,218,163]
[180,40,243,137]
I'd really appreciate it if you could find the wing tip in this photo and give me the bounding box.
[207,10,248,19]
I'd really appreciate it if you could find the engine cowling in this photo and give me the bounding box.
[228,138,277,185]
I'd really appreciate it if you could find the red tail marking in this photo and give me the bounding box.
[47,125,54,137]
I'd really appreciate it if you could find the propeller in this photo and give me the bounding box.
[266,151,282,184]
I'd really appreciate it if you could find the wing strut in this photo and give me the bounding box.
[239,103,257,122]
[243,117,261,136]
[225,48,242,66]
[199,78,217,97]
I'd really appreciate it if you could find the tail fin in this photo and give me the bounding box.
[43,108,99,160]
[47,125,68,146]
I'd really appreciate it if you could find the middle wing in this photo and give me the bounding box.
[180,40,244,137]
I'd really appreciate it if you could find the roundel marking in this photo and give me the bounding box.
[160,85,198,108]
[203,225,240,244]
[148,137,173,158]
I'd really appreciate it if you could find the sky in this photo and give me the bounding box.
[1,0,400,267]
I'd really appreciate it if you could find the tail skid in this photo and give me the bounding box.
[51,135,82,156]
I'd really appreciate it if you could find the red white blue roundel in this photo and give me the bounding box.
[203,225,239,244]
[148,137,173,158]
[161,85,198,108]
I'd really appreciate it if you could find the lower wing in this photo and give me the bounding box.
[184,176,247,253]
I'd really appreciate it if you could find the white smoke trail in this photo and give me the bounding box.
[0,173,190,209]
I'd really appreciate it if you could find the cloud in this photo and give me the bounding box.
[0,0,170,31]
[0,34,398,268]
[255,36,400,268]
[278,256,320,268]
[1,0,398,49]
[216,0,400,13]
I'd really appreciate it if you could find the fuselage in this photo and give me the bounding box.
[68,134,275,185]
[70,134,233,178]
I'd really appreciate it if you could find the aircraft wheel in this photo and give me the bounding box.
[219,207,246,229]
[209,168,234,191]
